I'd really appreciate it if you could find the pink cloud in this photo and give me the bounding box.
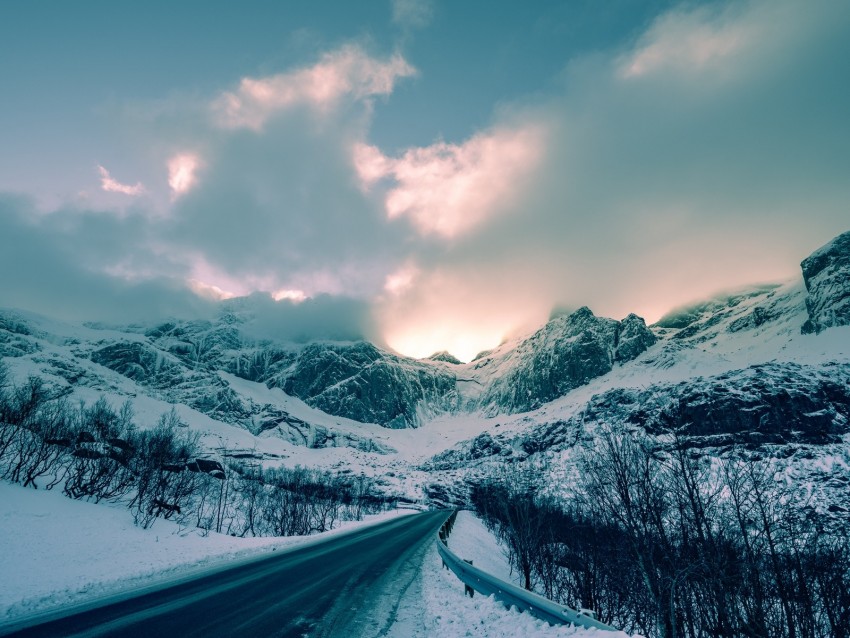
[273,289,307,303]
[383,262,419,296]
[98,165,144,196]
[619,5,756,79]
[354,125,545,238]
[187,278,236,301]
[168,153,201,199]
[213,46,415,130]
[378,265,552,362]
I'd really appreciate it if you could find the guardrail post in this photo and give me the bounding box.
[435,513,619,632]
[463,560,474,597]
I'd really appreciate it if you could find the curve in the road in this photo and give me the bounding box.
[1,510,449,638]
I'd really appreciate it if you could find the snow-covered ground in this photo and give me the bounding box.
[2,271,849,635]
[386,511,635,638]
[0,483,629,636]
[447,511,518,585]
[0,481,414,624]
[3,281,849,504]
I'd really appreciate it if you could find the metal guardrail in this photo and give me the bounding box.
[436,511,619,632]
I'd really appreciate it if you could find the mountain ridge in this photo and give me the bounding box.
[1,229,849,504]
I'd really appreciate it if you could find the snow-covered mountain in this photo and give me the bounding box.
[2,230,849,504]
[801,230,850,334]
[469,308,656,414]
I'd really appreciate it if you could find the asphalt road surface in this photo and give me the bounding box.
[1,510,449,638]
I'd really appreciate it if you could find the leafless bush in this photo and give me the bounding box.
[472,428,850,638]
[129,410,200,528]
[0,365,389,538]
[62,399,137,502]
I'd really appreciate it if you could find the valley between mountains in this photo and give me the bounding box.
[1,229,849,636]
[3,231,849,508]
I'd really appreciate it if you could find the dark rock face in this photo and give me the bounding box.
[87,336,391,450]
[144,321,297,383]
[427,363,850,471]
[655,285,782,339]
[91,342,176,383]
[279,342,457,428]
[88,319,453,432]
[593,363,850,447]
[616,313,658,363]
[801,230,850,334]
[479,307,656,414]
[187,458,226,479]
[0,312,39,357]
[280,342,382,399]
[141,318,459,429]
[646,365,844,443]
[427,351,463,365]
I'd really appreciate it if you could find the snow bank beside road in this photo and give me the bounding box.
[448,510,518,584]
[387,510,635,638]
[0,481,413,623]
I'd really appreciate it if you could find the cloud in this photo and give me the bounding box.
[272,289,307,302]
[168,153,201,199]
[0,193,214,323]
[354,124,545,238]
[98,165,144,196]
[371,0,850,358]
[1,44,419,340]
[0,194,378,342]
[212,46,415,130]
[383,261,419,296]
[4,0,850,363]
[618,3,755,79]
[230,293,375,343]
[164,106,411,302]
[391,0,434,30]
[187,278,235,301]
[378,263,554,362]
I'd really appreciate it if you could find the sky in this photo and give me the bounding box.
[1,0,849,362]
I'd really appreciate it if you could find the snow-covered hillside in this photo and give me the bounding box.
[1,230,849,505]
[1,229,849,635]
[0,481,415,621]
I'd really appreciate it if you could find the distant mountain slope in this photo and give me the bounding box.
[801,229,850,334]
[418,230,850,513]
[278,341,457,428]
[2,228,849,508]
[466,308,655,414]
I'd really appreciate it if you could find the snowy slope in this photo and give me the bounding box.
[2,230,850,635]
[1,231,849,504]
[3,264,850,504]
[386,511,634,638]
[0,481,415,622]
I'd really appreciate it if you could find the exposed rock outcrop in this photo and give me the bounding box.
[427,362,850,471]
[801,230,850,334]
[616,313,658,363]
[279,342,457,428]
[427,351,463,365]
[476,307,656,414]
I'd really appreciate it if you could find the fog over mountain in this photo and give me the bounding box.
[2,0,849,362]
[4,2,850,636]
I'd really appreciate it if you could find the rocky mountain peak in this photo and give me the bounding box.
[802,229,850,334]
[278,341,457,428]
[616,313,657,363]
[427,351,463,365]
[475,306,656,414]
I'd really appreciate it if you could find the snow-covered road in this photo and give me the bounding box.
[1,483,633,637]
[0,509,449,637]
